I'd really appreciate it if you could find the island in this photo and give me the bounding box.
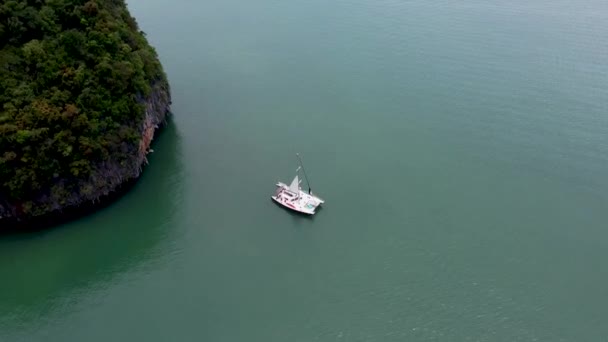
[0,0,171,227]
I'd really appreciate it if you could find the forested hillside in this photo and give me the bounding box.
[0,0,170,221]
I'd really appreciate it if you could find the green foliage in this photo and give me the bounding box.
[0,0,167,214]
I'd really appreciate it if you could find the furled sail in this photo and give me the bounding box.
[289,175,300,193]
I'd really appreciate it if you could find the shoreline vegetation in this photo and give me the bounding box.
[0,0,171,228]
[1,117,172,233]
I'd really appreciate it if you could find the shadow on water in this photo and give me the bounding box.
[0,120,184,323]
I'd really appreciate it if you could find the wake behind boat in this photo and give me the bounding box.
[271,154,324,215]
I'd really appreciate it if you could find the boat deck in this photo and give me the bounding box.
[272,183,324,215]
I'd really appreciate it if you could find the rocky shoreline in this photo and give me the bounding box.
[0,81,171,230]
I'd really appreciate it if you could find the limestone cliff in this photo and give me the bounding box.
[0,81,171,225]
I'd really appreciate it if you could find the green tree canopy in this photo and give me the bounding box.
[0,0,168,217]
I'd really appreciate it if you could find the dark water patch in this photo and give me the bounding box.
[0,120,184,328]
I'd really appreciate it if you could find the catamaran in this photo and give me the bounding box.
[271,153,324,215]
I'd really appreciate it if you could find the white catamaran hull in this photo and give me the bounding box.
[271,182,324,215]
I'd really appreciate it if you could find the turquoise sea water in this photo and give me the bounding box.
[1,0,607,340]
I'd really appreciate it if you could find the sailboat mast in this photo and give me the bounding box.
[296,153,312,194]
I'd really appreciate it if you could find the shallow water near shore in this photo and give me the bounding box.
[1,0,608,340]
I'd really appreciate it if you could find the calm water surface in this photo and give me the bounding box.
[1,0,607,340]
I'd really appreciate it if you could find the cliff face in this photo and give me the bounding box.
[0,82,171,223]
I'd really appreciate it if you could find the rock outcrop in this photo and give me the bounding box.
[0,81,171,227]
